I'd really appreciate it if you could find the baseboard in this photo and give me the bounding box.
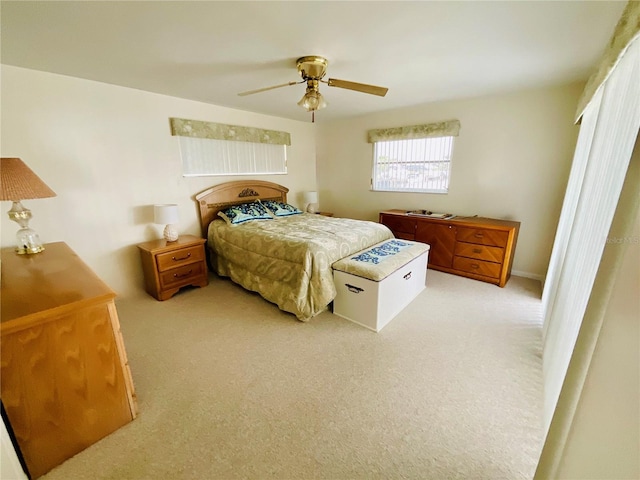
[512,270,545,284]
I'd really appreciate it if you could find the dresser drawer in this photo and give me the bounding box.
[156,245,205,272]
[453,256,502,279]
[454,242,505,263]
[456,227,509,247]
[159,261,205,288]
[381,215,416,235]
[394,231,416,241]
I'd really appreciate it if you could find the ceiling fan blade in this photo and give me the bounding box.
[326,78,388,97]
[237,81,301,96]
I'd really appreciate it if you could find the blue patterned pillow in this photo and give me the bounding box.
[218,202,273,225]
[261,200,303,217]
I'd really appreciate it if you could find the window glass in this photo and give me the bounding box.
[371,136,454,193]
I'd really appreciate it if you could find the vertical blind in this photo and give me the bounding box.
[540,36,640,433]
[368,120,460,193]
[179,137,287,176]
[372,136,454,193]
[170,118,290,176]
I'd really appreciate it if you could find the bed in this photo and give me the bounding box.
[194,180,394,321]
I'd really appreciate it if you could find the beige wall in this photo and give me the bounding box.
[0,65,316,297]
[316,83,584,279]
[1,65,584,291]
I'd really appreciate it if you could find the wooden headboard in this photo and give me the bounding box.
[194,180,289,237]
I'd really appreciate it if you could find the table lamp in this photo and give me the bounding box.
[154,204,179,241]
[0,157,56,254]
[303,191,319,213]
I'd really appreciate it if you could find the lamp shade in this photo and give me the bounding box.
[297,90,328,112]
[0,158,56,201]
[303,191,318,204]
[0,157,56,254]
[153,204,179,225]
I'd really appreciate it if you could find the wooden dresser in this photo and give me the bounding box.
[379,210,520,287]
[0,242,137,479]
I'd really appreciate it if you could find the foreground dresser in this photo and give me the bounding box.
[380,210,519,287]
[1,242,137,478]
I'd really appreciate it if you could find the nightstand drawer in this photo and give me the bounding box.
[159,261,205,288]
[454,242,505,263]
[156,245,204,272]
[453,256,502,279]
[456,227,508,247]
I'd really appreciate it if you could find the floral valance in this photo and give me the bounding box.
[170,118,291,146]
[575,0,640,122]
[367,119,461,143]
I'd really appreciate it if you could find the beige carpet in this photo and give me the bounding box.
[41,270,544,480]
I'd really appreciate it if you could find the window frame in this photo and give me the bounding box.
[169,117,291,177]
[367,120,460,195]
[370,135,455,194]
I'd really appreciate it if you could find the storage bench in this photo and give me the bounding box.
[332,239,430,332]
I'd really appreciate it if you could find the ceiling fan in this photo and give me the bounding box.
[238,56,389,121]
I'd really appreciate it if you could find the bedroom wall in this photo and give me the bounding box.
[315,82,584,280]
[0,65,317,297]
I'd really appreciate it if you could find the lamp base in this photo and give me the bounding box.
[306,203,319,214]
[15,227,45,254]
[8,202,45,254]
[163,224,179,242]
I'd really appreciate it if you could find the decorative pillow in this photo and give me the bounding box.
[261,200,303,217]
[218,202,273,225]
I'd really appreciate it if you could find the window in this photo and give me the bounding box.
[170,118,290,176]
[368,120,460,194]
[178,137,286,176]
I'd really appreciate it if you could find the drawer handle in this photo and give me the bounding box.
[474,233,484,238]
[473,248,482,253]
[471,263,480,269]
[172,253,191,261]
[173,269,193,278]
[403,271,412,280]
[346,284,364,294]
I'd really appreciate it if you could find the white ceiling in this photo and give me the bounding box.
[1,1,626,122]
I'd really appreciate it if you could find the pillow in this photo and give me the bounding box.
[218,201,273,225]
[261,200,303,217]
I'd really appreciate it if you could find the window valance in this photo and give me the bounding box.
[575,0,639,123]
[170,118,291,146]
[367,120,460,143]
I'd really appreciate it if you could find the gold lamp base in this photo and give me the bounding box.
[8,201,45,255]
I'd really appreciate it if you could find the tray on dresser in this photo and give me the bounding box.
[406,210,456,219]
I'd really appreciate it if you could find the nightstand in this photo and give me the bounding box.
[316,211,334,217]
[137,234,209,300]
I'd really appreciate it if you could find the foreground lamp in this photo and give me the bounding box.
[154,204,179,242]
[303,191,319,214]
[0,157,56,254]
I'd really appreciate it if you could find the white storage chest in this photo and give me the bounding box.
[332,239,429,332]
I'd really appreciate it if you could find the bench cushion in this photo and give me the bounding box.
[332,239,430,281]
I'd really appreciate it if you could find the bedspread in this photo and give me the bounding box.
[208,213,394,321]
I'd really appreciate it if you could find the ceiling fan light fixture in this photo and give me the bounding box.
[297,89,327,112]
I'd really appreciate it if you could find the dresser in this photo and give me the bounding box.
[137,234,209,300]
[0,242,137,479]
[379,210,519,287]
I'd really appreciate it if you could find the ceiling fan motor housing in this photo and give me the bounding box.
[296,56,328,80]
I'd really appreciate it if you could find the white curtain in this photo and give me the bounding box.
[540,36,640,432]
